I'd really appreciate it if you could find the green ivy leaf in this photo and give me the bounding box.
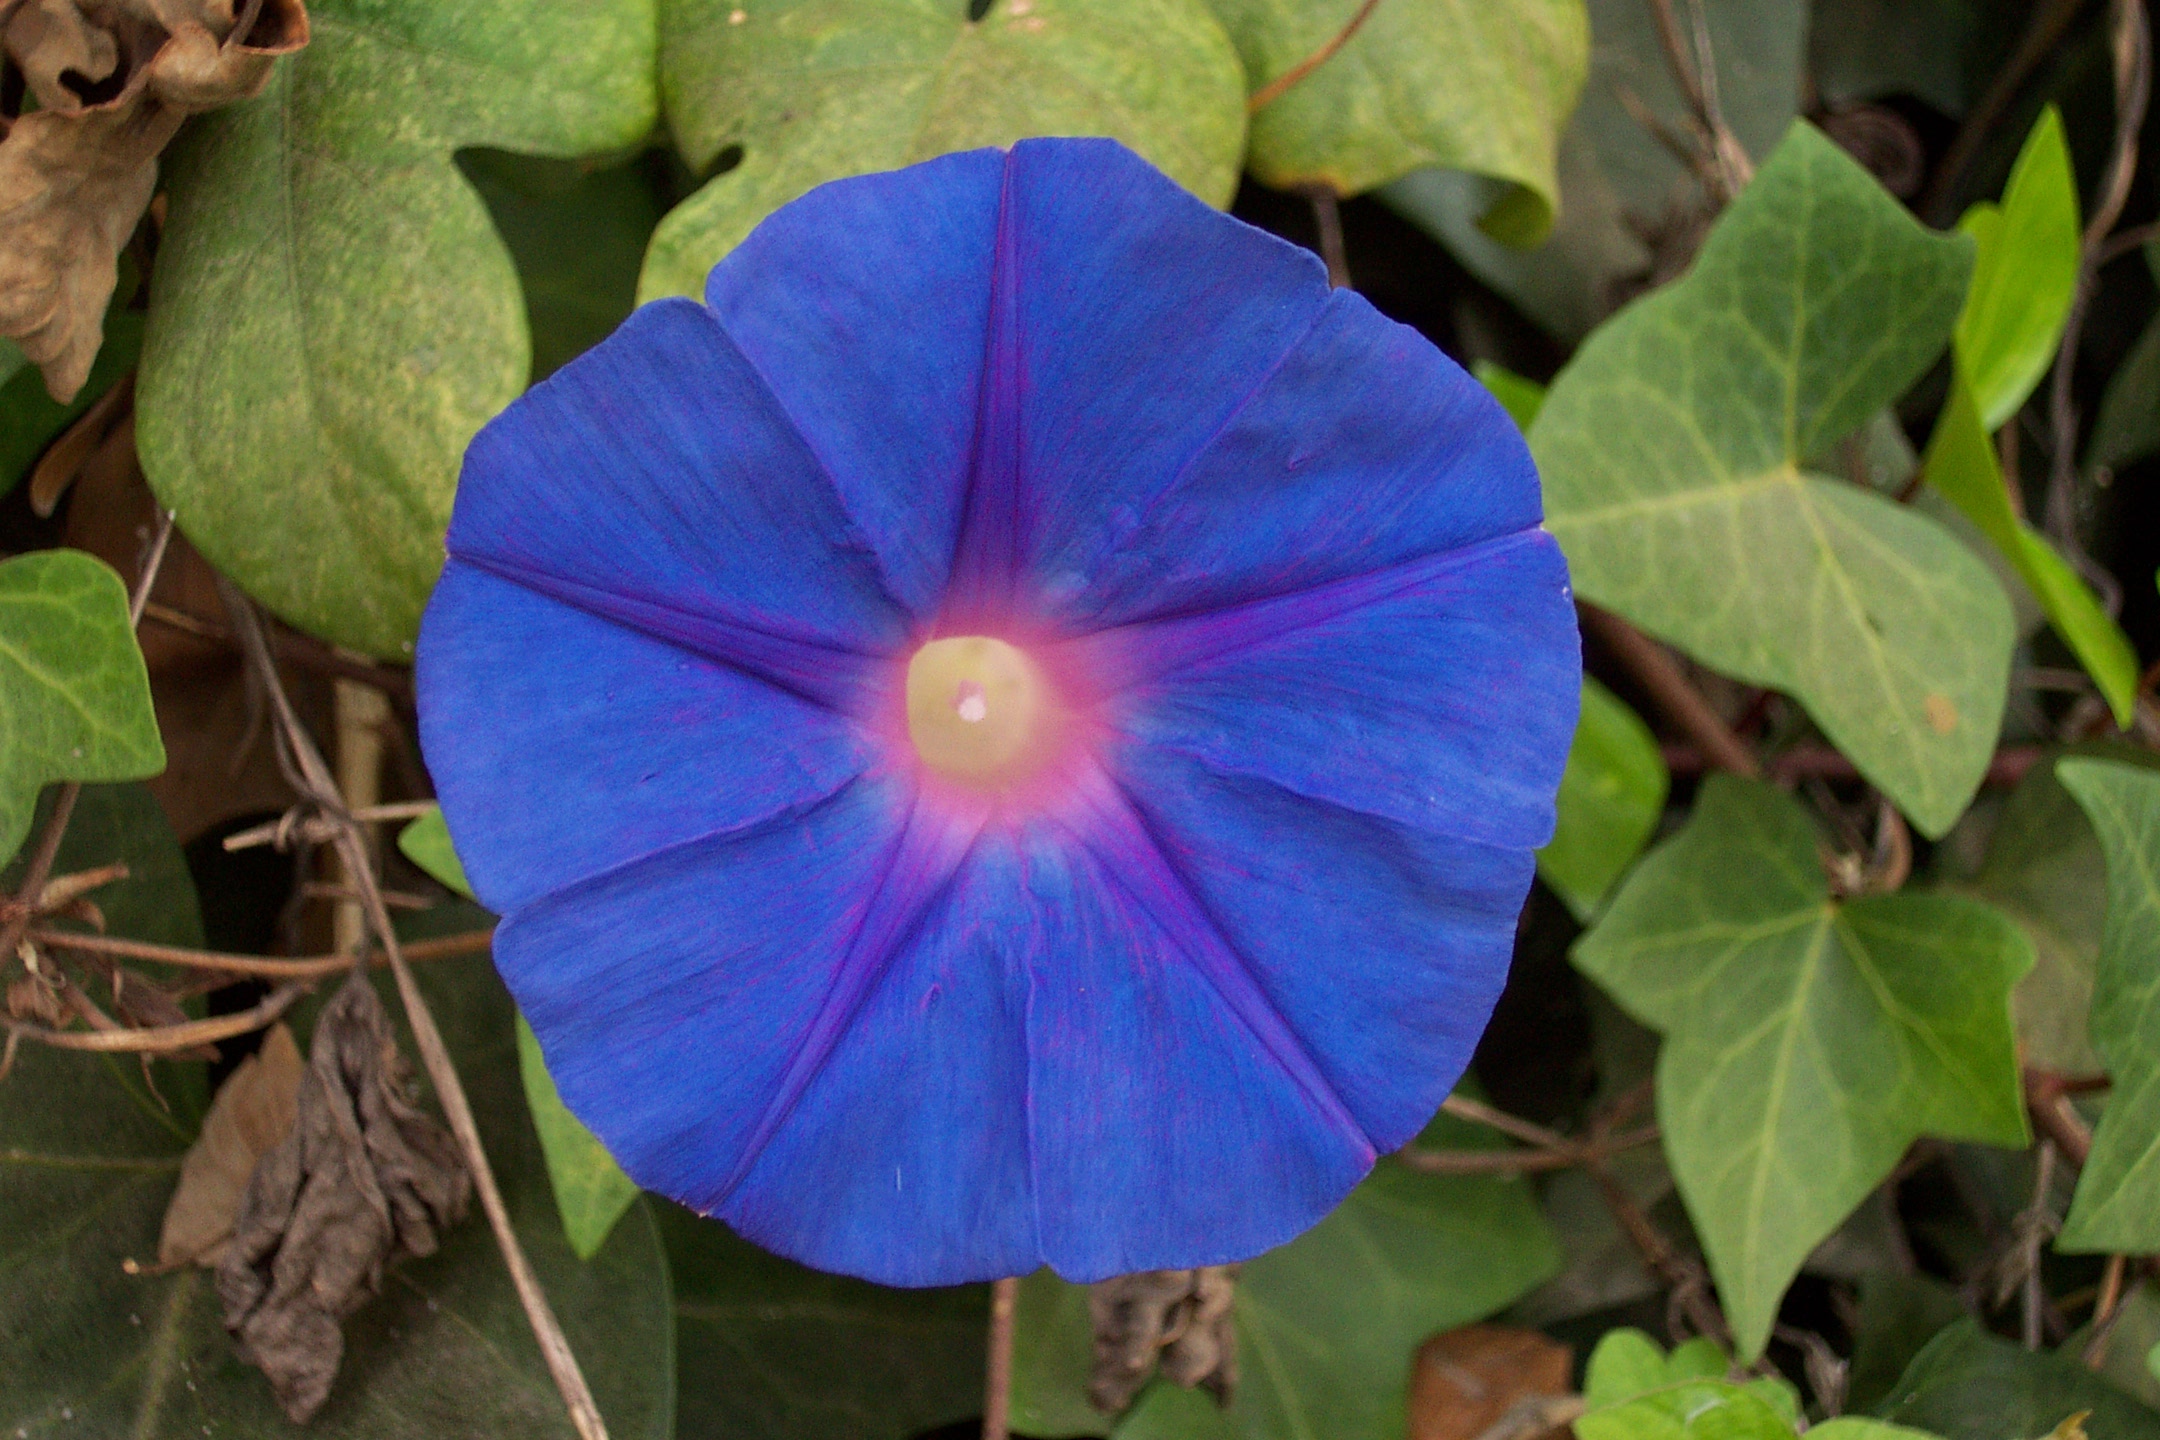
[1534,121,2005,837]
[138,0,658,659]
[1540,677,1669,922]
[640,0,1246,302]
[1574,775,2031,1359]
[1875,1320,2160,1440]
[1954,107,2080,432]
[659,1201,986,1440]
[1206,0,1587,243]
[1924,376,2139,727]
[519,1017,641,1262]
[400,810,639,1262]
[1012,1108,1559,1440]
[1577,1329,1805,1440]
[2054,759,2160,1253]
[0,914,675,1437]
[0,550,165,864]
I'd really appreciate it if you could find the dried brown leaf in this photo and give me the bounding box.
[1088,1265,1240,1416]
[0,0,306,401]
[216,972,469,1422]
[157,1020,301,1266]
[7,972,65,1025]
[1408,1325,1575,1440]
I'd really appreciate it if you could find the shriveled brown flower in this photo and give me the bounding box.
[0,0,308,402]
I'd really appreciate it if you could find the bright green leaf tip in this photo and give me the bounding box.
[398,806,474,900]
[1575,775,2032,1360]
[0,551,165,867]
[1539,677,1668,923]
[1954,104,2079,432]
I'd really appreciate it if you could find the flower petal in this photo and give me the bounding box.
[946,138,1334,618]
[1112,746,1530,1151]
[702,150,1006,622]
[442,296,909,704]
[1039,289,1550,630]
[1022,778,1381,1280]
[417,563,873,914]
[1104,531,1580,850]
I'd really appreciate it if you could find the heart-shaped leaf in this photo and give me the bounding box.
[138,0,658,658]
[1574,775,2031,1359]
[1535,122,2007,836]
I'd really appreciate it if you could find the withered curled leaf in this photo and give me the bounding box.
[1088,1265,1240,1415]
[157,1019,302,1267]
[0,0,307,402]
[216,972,469,1423]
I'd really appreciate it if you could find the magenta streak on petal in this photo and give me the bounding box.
[1079,528,1554,691]
[943,153,1027,626]
[1054,764,1379,1164]
[712,788,987,1208]
[454,553,886,714]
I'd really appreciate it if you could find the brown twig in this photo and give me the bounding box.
[1643,0,1752,198]
[1302,186,1351,288]
[1922,0,2094,223]
[2026,1068,2100,1168]
[2045,0,2150,599]
[1400,1123,1662,1175]
[5,981,304,1053]
[2084,1254,2131,1366]
[216,578,609,1440]
[29,925,492,979]
[140,601,415,705]
[222,801,439,853]
[1247,0,1384,112]
[1582,605,1761,777]
[982,1275,1019,1440]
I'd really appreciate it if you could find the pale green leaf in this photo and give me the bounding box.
[139,0,659,658]
[0,550,164,864]
[660,1201,986,1439]
[2054,760,2160,1252]
[1875,1320,2160,1440]
[1474,359,1547,432]
[0,914,675,1437]
[640,0,1246,302]
[1209,0,1588,242]
[1535,121,2006,837]
[1955,107,2079,431]
[519,1017,641,1262]
[1540,677,1669,922]
[1924,374,2138,726]
[1574,775,2031,1359]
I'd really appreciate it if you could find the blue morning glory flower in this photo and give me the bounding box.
[415,139,1580,1286]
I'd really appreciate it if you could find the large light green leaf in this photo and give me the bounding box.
[1540,677,1669,922]
[400,809,640,1262]
[659,1201,986,1440]
[1874,1320,2160,1440]
[1534,121,2006,837]
[1207,0,1587,243]
[1386,0,1806,343]
[1574,775,2031,1359]
[640,0,1246,301]
[1924,376,2139,727]
[0,550,164,864]
[1012,1109,1559,1440]
[0,916,675,1437]
[2054,759,2160,1252]
[1954,107,2079,431]
[138,0,658,659]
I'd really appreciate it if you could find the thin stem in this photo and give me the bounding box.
[1581,604,1761,777]
[1441,1093,1568,1150]
[7,982,306,1053]
[217,578,610,1440]
[28,925,491,979]
[2084,1254,2131,1366]
[982,1276,1019,1440]
[221,800,439,853]
[1305,186,1351,288]
[1247,0,1384,112]
[1399,1123,1662,1175]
